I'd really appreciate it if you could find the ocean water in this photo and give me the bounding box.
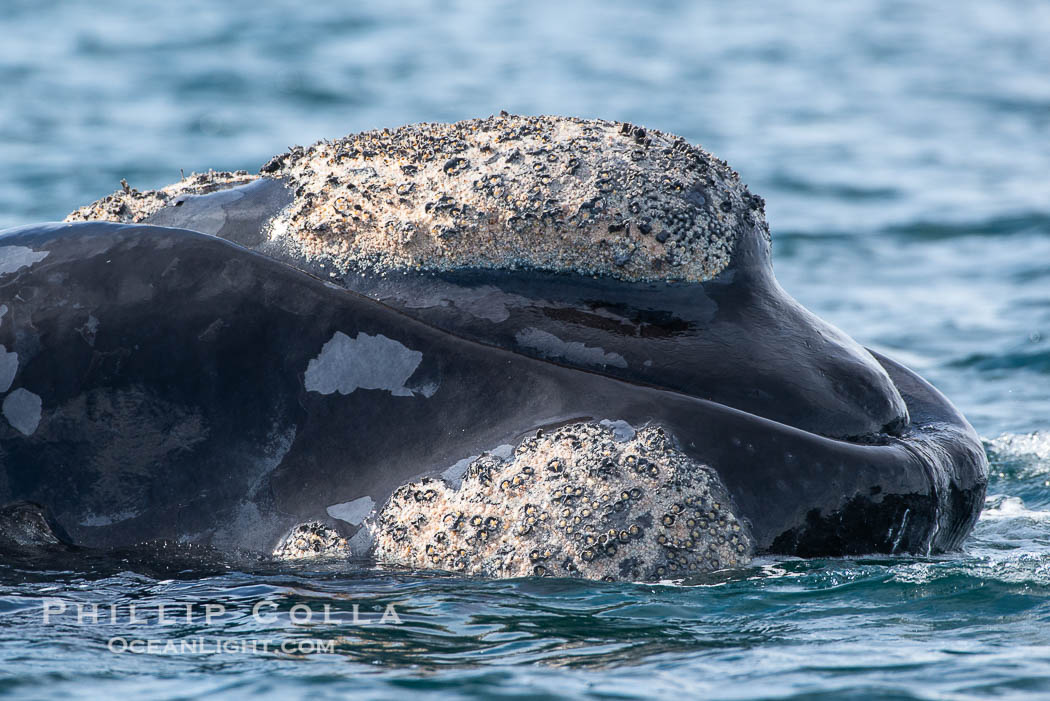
[2,1,1049,698]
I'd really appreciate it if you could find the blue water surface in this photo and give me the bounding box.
[1,1,1049,698]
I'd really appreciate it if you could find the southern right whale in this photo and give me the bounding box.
[0,114,988,578]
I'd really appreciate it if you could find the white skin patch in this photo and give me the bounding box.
[0,304,8,326]
[327,496,376,526]
[80,314,100,347]
[440,454,479,485]
[440,445,514,487]
[0,246,49,276]
[79,509,140,527]
[0,345,17,393]
[304,332,431,397]
[402,282,532,323]
[2,388,42,436]
[515,327,628,369]
[599,419,637,442]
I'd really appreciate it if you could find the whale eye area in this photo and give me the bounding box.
[371,422,753,581]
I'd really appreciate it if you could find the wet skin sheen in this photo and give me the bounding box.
[0,221,987,561]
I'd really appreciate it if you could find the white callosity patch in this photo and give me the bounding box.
[372,423,753,581]
[65,171,258,224]
[272,521,350,560]
[0,503,63,548]
[0,246,49,276]
[67,115,768,283]
[304,331,432,397]
[0,346,17,393]
[515,327,628,369]
[258,115,765,283]
[0,304,8,326]
[326,496,376,526]
[2,388,42,436]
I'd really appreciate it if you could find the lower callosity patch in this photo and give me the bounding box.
[372,422,753,581]
[272,521,350,560]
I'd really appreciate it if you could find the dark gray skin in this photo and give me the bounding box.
[142,178,908,441]
[0,221,986,561]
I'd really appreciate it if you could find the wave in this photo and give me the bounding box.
[884,212,1050,241]
[951,349,1050,374]
[987,432,1050,464]
[985,432,1050,479]
[980,494,1050,523]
